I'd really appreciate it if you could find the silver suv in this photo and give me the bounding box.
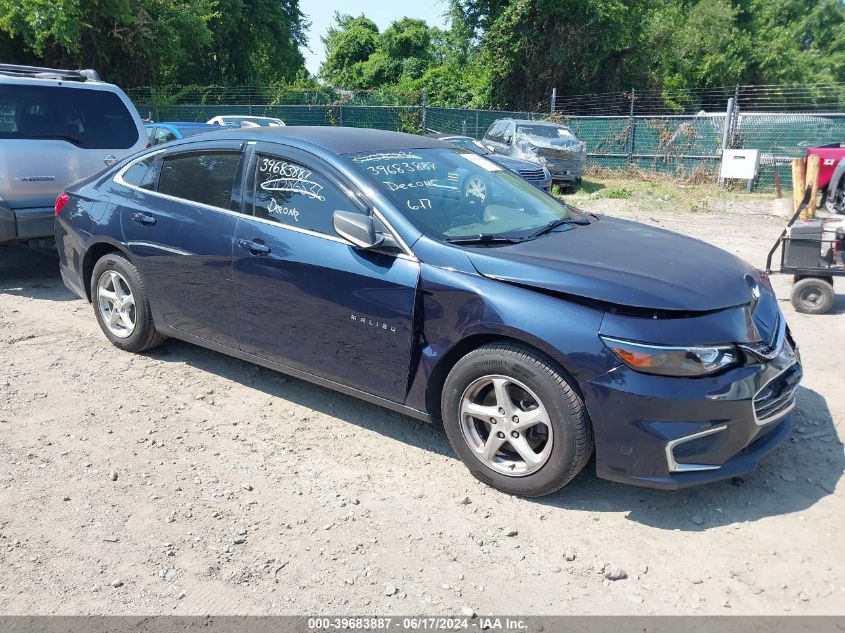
[0,64,148,244]
[482,118,587,188]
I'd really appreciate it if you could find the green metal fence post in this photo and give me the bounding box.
[421,86,427,132]
[627,88,636,163]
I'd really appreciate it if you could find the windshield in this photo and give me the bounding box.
[516,125,574,140]
[346,147,585,242]
[444,137,490,155]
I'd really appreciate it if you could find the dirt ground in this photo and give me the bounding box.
[0,188,843,616]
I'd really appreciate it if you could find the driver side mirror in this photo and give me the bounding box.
[333,210,385,250]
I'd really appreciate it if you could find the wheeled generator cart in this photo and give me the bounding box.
[766,190,844,315]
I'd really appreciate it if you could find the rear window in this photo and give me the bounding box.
[121,153,162,190]
[0,84,139,149]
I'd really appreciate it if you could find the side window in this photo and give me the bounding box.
[484,122,501,143]
[502,123,514,144]
[158,151,241,209]
[154,127,176,145]
[0,99,15,132]
[0,84,138,148]
[120,153,162,191]
[253,154,355,235]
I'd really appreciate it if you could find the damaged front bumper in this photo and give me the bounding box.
[581,309,801,489]
[537,154,586,182]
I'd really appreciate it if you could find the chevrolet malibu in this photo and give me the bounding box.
[55,127,802,497]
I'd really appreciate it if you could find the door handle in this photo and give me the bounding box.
[237,238,271,255]
[132,212,157,226]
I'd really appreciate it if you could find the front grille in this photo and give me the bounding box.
[517,168,546,182]
[753,363,801,424]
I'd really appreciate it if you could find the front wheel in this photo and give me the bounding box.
[791,276,835,314]
[441,342,593,497]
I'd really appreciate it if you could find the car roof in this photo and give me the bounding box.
[197,126,448,154]
[217,115,281,120]
[147,121,219,128]
[427,133,472,140]
[501,119,563,126]
[0,75,119,92]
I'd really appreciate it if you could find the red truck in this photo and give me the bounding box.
[807,143,845,213]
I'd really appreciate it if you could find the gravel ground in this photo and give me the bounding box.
[0,198,842,616]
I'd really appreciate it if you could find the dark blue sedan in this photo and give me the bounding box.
[428,133,552,192]
[54,127,802,496]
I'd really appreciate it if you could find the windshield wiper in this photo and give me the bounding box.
[445,234,523,245]
[527,216,590,239]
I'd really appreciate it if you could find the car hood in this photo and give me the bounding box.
[517,135,583,154]
[487,154,545,173]
[463,216,759,311]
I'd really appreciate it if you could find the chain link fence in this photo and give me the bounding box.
[132,84,845,191]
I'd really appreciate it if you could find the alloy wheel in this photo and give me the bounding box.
[825,188,845,214]
[464,176,487,203]
[97,270,136,338]
[459,375,553,476]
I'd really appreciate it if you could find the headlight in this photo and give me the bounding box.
[600,336,740,377]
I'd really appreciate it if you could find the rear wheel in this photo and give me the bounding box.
[91,253,165,352]
[791,276,835,314]
[825,180,845,214]
[441,342,593,497]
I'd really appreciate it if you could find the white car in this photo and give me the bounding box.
[206,115,285,128]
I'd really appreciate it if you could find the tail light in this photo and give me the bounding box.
[54,192,70,216]
[146,141,152,149]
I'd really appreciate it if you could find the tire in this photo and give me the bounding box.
[90,252,166,352]
[440,342,593,497]
[790,277,835,315]
[825,179,845,214]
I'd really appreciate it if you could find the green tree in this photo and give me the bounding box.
[741,0,845,84]
[195,0,308,85]
[468,0,664,108]
[0,0,217,85]
[0,0,309,86]
[319,13,380,89]
[320,14,437,90]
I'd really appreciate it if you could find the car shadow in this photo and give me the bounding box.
[826,293,845,315]
[148,340,841,530]
[573,178,606,195]
[0,243,77,301]
[147,340,453,458]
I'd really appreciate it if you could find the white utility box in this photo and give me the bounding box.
[720,149,761,180]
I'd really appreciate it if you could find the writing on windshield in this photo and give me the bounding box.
[347,147,579,242]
